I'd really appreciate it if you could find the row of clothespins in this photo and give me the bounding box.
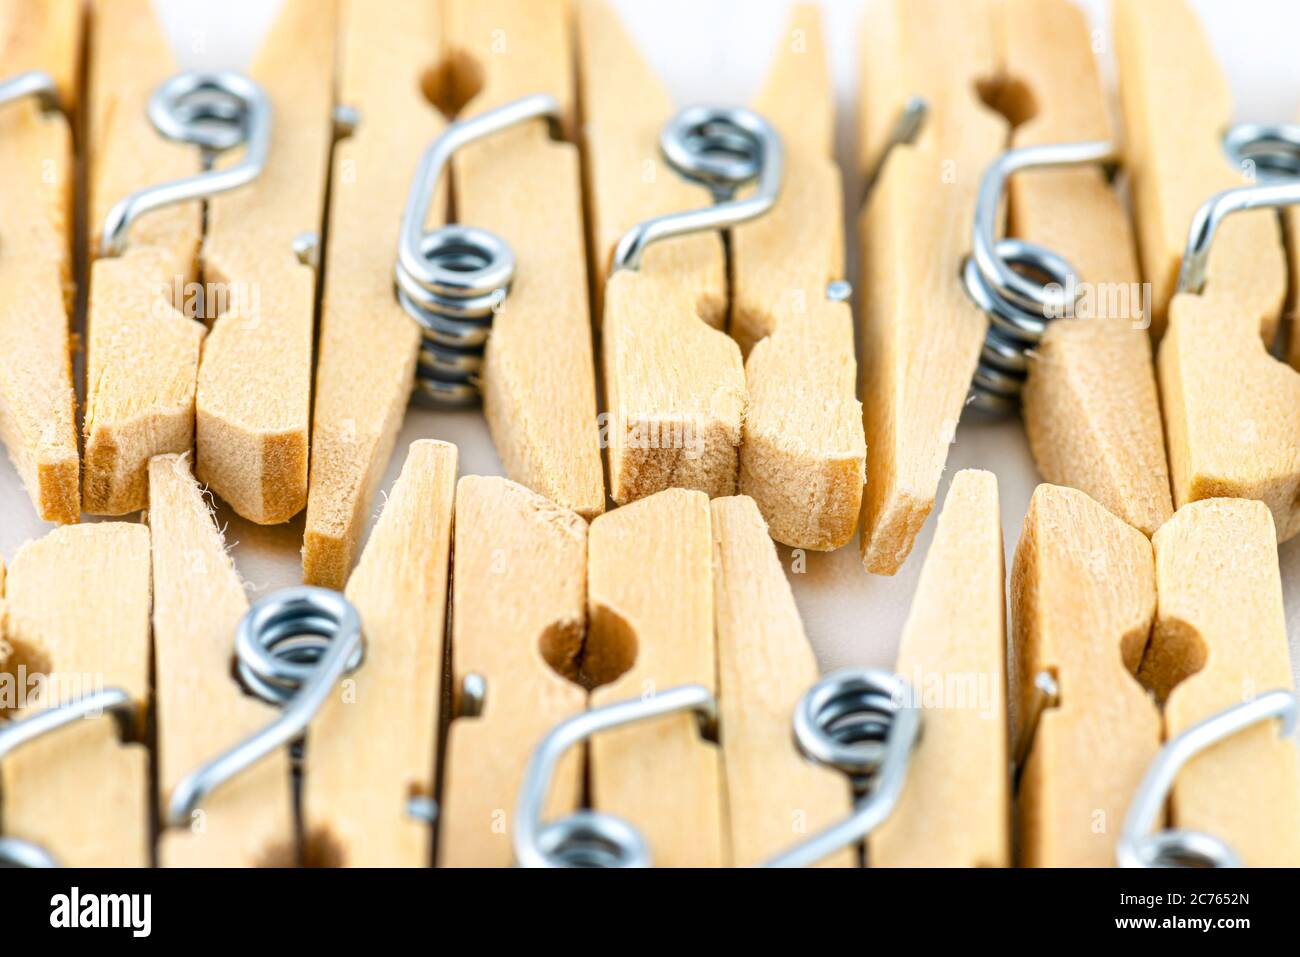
[0,0,1298,867]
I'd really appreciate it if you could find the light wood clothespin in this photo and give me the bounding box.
[304,0,442,588]
[710,495,853,867]
[0,524,151,866]
[1002,0,1172,537]
[439,475,587,867]
[872,469,1008,867]
[83,0,205,515]
[585,488,724,866]
[194,0,335,525]
[1011,484,1160,867]
[732,6,865,551]
[147,453,294,867]
[1115,0,1300,541]
[302,439,456,866]
[1142,498,1300,866]
[856,0,1004,574]
[576,0,744,506]
[0,0,80,524]
[441,0,604,521]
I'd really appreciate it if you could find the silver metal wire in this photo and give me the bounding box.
[1116,690,1297,868]
[165,586,363,828]
[513,684,718,868]
[0,689,137,868]
[100,71,271,257]
[0,69,61,113]
[962,141,1116,415]
[395,94,561,408]
[611,104,783,273]
[1179,123,1300,296]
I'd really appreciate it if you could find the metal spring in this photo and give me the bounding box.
[962,141,1117,415]
[165,586,364,827]
[612,104,783,274]
[395,94,562,408]
[100,71,270,258]
[0,688,138,868]
[1117,690,1296,868]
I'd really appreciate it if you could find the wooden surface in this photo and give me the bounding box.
[196,0,335,525]
[1148,498,1300,866]
[148,454,294,867]
[0,0,80,524]
[303,0,439,588]
[1116,0,1300,543]
[438,475,588,867]
[577,0,744,506]
[303,440,456,866]
[83,0,205,515]
[1009,0,1172,538]
[447,0,605,521]
[0,523,151,866]
[856,0,1003,575]
[872,470,1008,867]
[586,488,724,866]
[1011,484,1161,867]
[711,495,852,867]
[733,5,865,552]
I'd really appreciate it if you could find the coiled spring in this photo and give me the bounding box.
[395,94,562,408]
[513,670,919,868]
[962,141,1116,415]
[1117,690,1296,868]
[0,838,58,868]
[165,586,364,827]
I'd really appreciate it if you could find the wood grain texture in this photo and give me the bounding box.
[447,0,604,521]
[1,523,151,866]
[856,0,1003,574]
[83,0,205,515]
[873,470,1008,867]
[1008,0,1172,538]
[303,0,440,588]
[1116,0,1300,542]
[577,0,744,506]
[710,495,852,867]
[303,440,456,867]
[195,0,336,525]
[733,6,865,551]
[586,488,724,866]
[0,0,80,524]
[1147,498,1300,866]
[439,475,587,867]
[148,454,294,867]
[1011,484,1160,867]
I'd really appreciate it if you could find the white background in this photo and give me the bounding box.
[2,0,1299,685]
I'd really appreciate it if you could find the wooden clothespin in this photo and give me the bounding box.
[194,0,335,525]
[302,439,456,866]
[1010,484,1161,866]
[576,0,745,506]
[0,0,80,524]
[440,0,604,521]
[710,495,853,866]
[0,523,151,866]
[1141,498,1300,865]
[857,0,1004,574]
[731,6,865,551]
[304,0,441,588]
[1001,0,1172,537]
[438,475,587,867]
[83,0,205,515]
[585,488,724,866]
[1115,0,1300,541]
[147,453,294,866]
[872,470,1008,867]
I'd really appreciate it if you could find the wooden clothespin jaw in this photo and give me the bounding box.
[1115,0,1300,542]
